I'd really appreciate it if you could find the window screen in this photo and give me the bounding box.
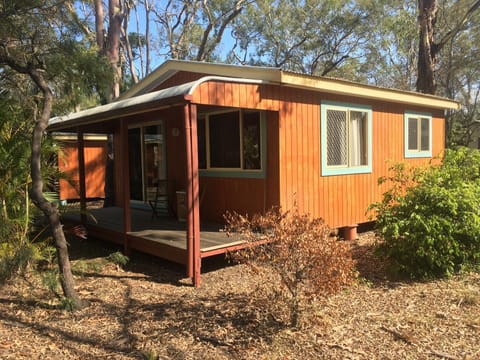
[327,109,347,166]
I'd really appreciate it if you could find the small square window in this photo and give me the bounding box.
[404,112,432,158]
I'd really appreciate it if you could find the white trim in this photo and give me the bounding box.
[404,111,432,158]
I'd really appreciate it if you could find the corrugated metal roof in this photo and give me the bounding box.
[48,60,460,132]
[48,76,266,131]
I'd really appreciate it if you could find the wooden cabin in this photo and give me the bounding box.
[48,60,459,286]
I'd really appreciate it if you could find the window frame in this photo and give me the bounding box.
[197,109,266,179]
[321,101,372,176]
[404,111,432,158]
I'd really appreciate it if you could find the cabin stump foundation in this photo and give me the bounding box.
[341,224,358,241]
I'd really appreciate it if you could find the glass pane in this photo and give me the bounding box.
[408,118,418,150]
[144,124,165,201]
[197,117,206,169]
[209,111,241,168]
[349,111,367,166]
[327,109,347,166]
[420,118,430,151]
[128,128,143,201]
[242,112,261,170]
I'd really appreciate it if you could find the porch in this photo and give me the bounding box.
[63,207,246,266]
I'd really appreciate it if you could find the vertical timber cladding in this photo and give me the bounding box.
[58,139,108,200]
[191,80,445,228]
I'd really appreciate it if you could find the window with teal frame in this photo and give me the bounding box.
[404,111,432,158]
[321,101,372,176]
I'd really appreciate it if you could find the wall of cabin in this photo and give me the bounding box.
[110,72,445,228]
[188,79,445,228]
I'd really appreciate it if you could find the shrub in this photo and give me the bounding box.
[107,251,129,269]
[225,206,356,327]
[370,147,480,279]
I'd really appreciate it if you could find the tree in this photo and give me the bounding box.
[152,0,246,61]
[230,0,381,79]
[0,0,110,309]
[416,0,480,94]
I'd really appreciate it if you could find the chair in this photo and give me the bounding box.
[148,179,171,219]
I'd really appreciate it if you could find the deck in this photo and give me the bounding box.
[62,206,245,265]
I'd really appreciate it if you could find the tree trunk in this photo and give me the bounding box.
[29,70,85,310]
[416,0,438,94]
[107,0,123,99]
[94,0,105,51]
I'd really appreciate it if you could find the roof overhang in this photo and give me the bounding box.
[280,71,460,110]
[48,76,266,132]
[48,60,459,132]
[48,81,194,132]
[119,59,459,111]
[118,60,282,100]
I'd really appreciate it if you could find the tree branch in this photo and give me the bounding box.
[434,0,480,55]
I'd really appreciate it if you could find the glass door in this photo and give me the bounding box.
[128,128,143,201]
[128,122,166,204]
[144,124,166,202]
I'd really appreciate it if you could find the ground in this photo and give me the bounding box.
[0,232,479,359]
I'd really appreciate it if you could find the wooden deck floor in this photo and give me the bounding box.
[63,206,244,254]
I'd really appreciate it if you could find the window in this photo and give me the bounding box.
[197,110,264,176]
[404,112,432,158]
[321,101,372,176]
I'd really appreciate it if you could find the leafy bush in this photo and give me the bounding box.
[107,251,129,269]
[225,206,356,327]
[370,147,480,279]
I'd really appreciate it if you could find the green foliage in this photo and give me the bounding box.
[107,251,129,268]
[60,297,77,312]
[225,206,355,327]
[370,148,480,279]
[71,259,103,275]
[41,269,61,297]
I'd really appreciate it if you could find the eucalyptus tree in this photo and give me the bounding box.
[416,0,480,94]
[437,3,480,146]
[0,0,111,309]
[150,0,247,62]
[229,0,383,79]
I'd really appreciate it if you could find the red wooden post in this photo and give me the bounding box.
[184,102,201,286]
[77,130,87,224]
[120,119,132,255]
[189,104,201,287]
[184,104,194,279]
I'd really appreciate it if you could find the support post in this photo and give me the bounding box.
[184,103,201,286]
[77,130,87,223]
[120,119,132,255]
[342,224,358,241]
[190,104,201,286]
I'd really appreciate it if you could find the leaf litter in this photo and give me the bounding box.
[0,231,479,359]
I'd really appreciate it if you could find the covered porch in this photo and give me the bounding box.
[48,82,213,287]
[63,206,245,263]
[49,76,276,287]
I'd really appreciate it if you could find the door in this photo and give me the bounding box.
[128,122,166,204]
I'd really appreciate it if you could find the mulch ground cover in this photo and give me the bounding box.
[0,231,479,359]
